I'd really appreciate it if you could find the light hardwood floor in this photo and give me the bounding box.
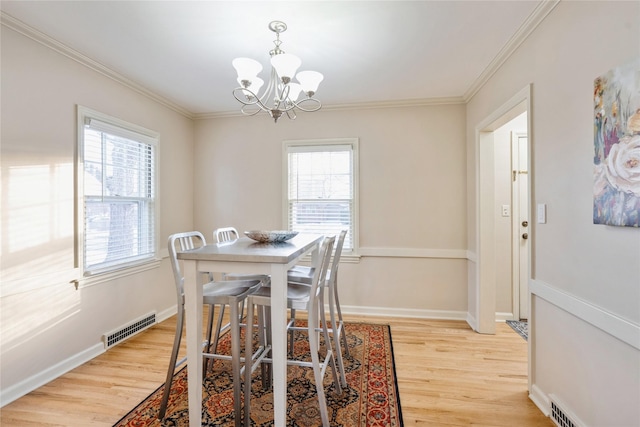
[0,313,553,426]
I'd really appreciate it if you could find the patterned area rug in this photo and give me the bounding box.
[506,320,528,341]
[114,322,402,427]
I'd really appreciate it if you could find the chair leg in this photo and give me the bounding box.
[327,289,347,388]
[320,298,342,397]
[260,305,272,390]
[334,279,350,357]
[207,304,226,372]
[203,304,215,375]
[230,299,243,427]
[243,299,255,427]
[308,305,331,427]
[288,308,296,358]
[159,306,184,420]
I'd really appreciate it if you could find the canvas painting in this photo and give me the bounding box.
[593,57,640,227]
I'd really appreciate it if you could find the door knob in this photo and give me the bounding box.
[522,233,528,239]
[522,221,528,227]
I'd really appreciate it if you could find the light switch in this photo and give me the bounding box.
[537,203,547,224]
[502,205,510,217]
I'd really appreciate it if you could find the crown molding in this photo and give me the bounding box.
[193,96,466,120]
[1,12,194,119]
[3,1,560,121]
[463,0,560,102]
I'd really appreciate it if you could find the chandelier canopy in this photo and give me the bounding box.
[232,21,323,123]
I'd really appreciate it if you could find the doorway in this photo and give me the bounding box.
[511,131,529,320]
[474,85,531,334]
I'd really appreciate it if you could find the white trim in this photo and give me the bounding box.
[2,2,559,119]
[77,105,161,281]
[359,247,468,259]
[78,259,161,289]
[282,138,360,254]
[474,84,532,334]
[0,343,105,407]
[463,0,560,101]
[342,305,467,321]
[530,279,640,350]
[156,305,178,324]
[196,97,466,120]
[1,12,192,119]
[466,312,479,332]
[529,383,551,417]
[0,304,179,407]
[495,312,515,322]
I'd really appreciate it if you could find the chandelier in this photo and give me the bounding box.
[232,21,323,123]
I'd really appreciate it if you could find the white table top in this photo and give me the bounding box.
[177,234,324,263]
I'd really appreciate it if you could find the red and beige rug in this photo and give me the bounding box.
[114,322,402,427]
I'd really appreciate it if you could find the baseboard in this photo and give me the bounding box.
[1,305,179,408]
[0,342,104,407]
[156,304,178,323]
[495,311,514,322]
[529,383,551,417]
[342,305,467,320]
[466,311,478,331]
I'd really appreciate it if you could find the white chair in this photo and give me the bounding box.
[287,229,349,387]
[159,231,261,427]
[243,236,342,427]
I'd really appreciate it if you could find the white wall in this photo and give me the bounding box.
[466,1,640,425]
[194,105,469,316]
[1,25,193,403]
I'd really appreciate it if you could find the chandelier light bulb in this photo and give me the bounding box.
[271,53,302,83]
[238,77,263,99]
[232,57,263,84]
[286,83,303,103]
[296,70,324,96]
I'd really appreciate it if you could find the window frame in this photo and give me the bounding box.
[77,106,160,282]
[283,138,359,259]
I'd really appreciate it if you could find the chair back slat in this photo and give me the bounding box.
[168,231,206,299]
[214,227,240,244]
[327,230,347,285]
[310,236,335,302]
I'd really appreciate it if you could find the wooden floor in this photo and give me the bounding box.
[0,313,553,426]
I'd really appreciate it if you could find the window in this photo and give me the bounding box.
[78,106,158,275]
[284,139,358,253]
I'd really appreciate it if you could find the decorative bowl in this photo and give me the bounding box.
[244,230,298,243]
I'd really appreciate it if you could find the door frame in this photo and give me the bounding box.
[473,84,532,335]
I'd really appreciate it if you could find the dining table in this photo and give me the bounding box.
[177,233,324,427]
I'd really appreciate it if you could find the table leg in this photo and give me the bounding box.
[184,260,203,427]
[270,263,288,427]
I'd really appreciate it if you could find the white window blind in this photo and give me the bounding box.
[285,140,357,252]
[80,110,157,275]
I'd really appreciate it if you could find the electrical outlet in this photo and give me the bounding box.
[502,205,510,217]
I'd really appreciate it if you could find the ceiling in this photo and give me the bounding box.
[1,1,546,116]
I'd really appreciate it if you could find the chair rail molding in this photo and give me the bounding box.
[358,247,468,259]
[530,279,640,350]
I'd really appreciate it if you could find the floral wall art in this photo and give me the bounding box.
[594,57,640,227]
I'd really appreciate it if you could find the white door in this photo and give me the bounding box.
[511,132,529,320]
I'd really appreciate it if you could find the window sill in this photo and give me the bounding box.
[79,258,161,289]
